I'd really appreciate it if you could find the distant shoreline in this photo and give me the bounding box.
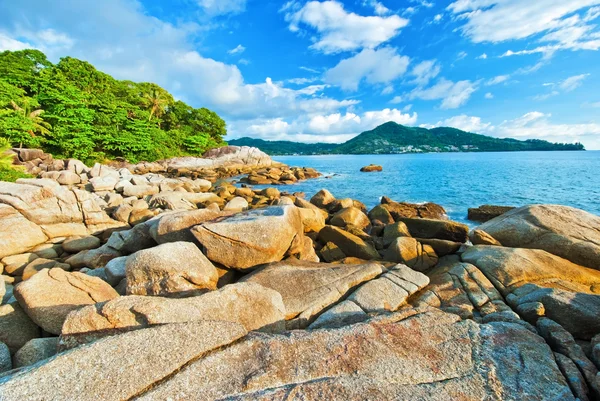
[264,149,588,157]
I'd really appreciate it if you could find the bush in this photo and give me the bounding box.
[0,137,32,182]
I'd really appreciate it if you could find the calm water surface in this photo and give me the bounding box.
[259,151,599,225]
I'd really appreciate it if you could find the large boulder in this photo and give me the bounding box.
[0,321,248,401]
[191,206,303,269]
[13,337,58,368]
[125,242,218,297]
[330,207,370,229]
[61,283,285,348]
[14,268,119,334]
[475,205,600,270]
[462,246,600,339]
[149,207,231,244]
[0,204,47,259]
[239,259,385,328]
[380,198,447,220]
[0,302,40,354]
[318,225,379,260]
[383,237,438,272]
[134,310,573,401]
[397,217,469,243]
[467,205,515,222]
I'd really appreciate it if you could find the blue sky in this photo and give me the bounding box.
[1,0,600,148]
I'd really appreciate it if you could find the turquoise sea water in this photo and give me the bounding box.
[263,151,600,225]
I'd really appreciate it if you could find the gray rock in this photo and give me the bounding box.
[126,242,218,297]
[0,302,40,354]
[13,337,58,368]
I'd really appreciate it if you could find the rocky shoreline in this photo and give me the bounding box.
[0,147,599,400]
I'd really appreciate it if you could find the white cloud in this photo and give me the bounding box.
[448,1,600,56]
[0,0,357,124]
[0,33,31,51]
[324,47,410,91]
[230,108,418,142]
[426,115,492,133]
[410,60,441,86]
[456,51,468,60]
[283,0,408,54]
[484,92,494,99]
[381,85,394,95]
[390,96,403,104]
[426,111,600,149]
[238,58,250,65]
[560,73,590,91]
[228,44,245,55]
[486,75,509,85]
[477,53,488,59]
[431,14,443,23]
[299,66,320,73]
[363,0,390,15]
[407,78,479,109]
[198,0,246,16]
[534,74,590,100]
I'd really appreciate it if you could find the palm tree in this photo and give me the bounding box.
[142,86,171,122]
[0,138,16,170]
[10,100,52,147]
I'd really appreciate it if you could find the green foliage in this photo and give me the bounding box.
[0,49,227,163]
[0,137,32,182]
[233,122,585,155]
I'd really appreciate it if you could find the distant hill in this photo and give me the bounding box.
[227,137,338,156]
[229,122,585,155]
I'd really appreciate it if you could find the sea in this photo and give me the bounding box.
[252,151,600,225]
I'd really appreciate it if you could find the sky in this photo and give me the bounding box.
[1,0,600,149]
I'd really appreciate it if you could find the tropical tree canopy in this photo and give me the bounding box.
[0,49,227,163]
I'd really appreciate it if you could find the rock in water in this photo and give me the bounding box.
[191,205,303,269]
[125,242,218,297]
[360,164,383,172]
[14,268,119,335]
[475,205,600,270]
[0,321,247,401]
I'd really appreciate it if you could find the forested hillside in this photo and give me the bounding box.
[0,50,227,163]
[231,122,585,155]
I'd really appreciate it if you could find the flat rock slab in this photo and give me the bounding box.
[14,268,119,335]
[135,310,574,401]
[240,259,385,328]
[476,204,600,270]
[191,205,303,269]
[0,321,247,401]
[60,283,285,348]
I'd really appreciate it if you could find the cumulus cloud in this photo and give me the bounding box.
[426,111,600,149]
[424,114,492,133]
[324,47,410,91]
[448,1,600,55]
[0,0,362,126]
[283,0,408,54]
[407,78,479,109]
[229,108,418,142]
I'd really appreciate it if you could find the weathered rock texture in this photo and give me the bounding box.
[476,204,600,270]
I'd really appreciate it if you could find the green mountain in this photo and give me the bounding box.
[229,121,585,155]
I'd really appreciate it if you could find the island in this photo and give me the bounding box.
[229,121,585,155]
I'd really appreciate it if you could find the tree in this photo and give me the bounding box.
[139,83,173,123]
[9,99,52,147]
[0,49,228,163]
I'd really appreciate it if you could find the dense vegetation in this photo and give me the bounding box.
[228,137,338,155]
[0,50,227,164]
[231,122,585,155]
